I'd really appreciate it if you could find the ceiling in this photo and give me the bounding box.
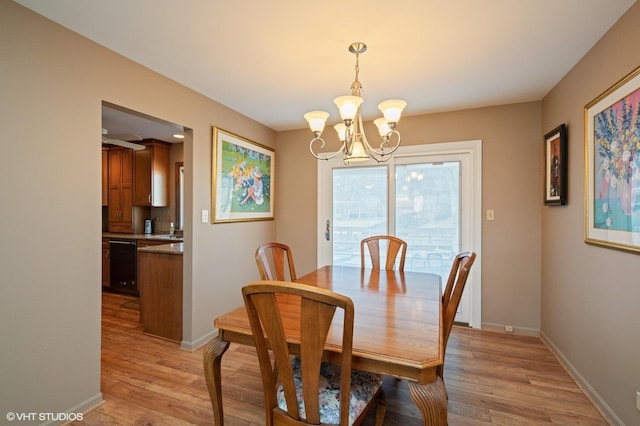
[16,0,637,139]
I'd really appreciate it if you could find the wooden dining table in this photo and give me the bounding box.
[203,265,446,425]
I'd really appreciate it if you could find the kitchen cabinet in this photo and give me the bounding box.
[102,149,109,206]
[134,140,171,207]
[108,148,146,233]
[101,238,110,288]
[138,244,183,342]
[108,148,134,232]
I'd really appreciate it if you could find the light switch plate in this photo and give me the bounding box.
[487,209,495,221]
[201,210,209,223]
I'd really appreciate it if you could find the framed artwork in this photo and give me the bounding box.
[544,124,568,205]
[211,127,275,223]
[584,65,640,253]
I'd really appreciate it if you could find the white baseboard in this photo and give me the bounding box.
[53,393,103,426]
[540,331,620,425]
[180,329,218,351]
[481,321,540,336]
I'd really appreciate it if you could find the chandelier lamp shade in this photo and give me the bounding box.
[304,42,407,165]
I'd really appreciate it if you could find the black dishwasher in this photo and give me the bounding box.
[109,239,138,295]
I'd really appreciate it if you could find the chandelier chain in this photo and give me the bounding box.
[351,47,363,96]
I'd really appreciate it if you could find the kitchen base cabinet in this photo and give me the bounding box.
[102,149,109,206]
[138,245,183,342]
[101,238,110,288]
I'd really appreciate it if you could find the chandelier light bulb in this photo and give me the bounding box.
[378,99,407,124]
[334,95,363,122]
[334,123,347,142]
[348,140,368,159]
[304,111,330,136]
[374,118,391,138]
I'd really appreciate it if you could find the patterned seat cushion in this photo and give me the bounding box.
[277,357,383,425]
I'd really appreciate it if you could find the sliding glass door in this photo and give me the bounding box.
[331,166,388,266]
[318,141,481,326]
[395,160,460,277]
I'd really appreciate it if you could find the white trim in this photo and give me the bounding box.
[43,393,104,425]
[482,322,540,336]
[180,329,218,351]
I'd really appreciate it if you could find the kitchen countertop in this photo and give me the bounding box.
[137,242,184,255]
[102,232,184,242]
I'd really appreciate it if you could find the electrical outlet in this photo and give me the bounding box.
[636,391,640,412]
[504,325,514,333]
[201,210,209,223]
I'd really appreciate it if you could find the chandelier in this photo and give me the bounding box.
[304,42,407,165]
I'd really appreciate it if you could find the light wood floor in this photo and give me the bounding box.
[74,292,608,425]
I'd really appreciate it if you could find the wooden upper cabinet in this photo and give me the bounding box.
[108,148,134,233]
[134,140,171,207]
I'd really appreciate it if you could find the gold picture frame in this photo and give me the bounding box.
[211,127,275,223]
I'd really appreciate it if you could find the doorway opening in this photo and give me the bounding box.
[100,100,190,386]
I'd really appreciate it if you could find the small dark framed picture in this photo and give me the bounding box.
[544,124,568,205]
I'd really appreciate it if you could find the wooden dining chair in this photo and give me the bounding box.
[360,235,408,271]
[255,242,297,281]
[440,251,476,376]
[407,251,476,425]
[242,281,387,426]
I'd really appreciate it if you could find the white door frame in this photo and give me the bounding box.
[317,140,482,329]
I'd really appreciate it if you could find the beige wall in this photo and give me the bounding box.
[277,102,543,333]
[1,1,276,418]
[541,3,640,424]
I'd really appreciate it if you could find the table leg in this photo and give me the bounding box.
[203,336,230,425]
[407,376,448,425]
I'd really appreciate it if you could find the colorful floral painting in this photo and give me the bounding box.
[593,87,640,232]
[585,66,640,253]
[212,127,275,223]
